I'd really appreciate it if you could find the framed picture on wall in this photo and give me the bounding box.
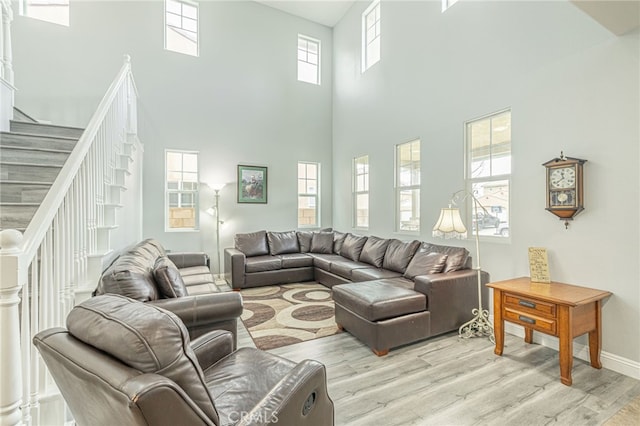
[237,165,268,204]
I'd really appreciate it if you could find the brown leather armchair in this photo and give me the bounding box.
[33,294,334,426]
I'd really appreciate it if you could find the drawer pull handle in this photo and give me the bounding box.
[519,300,536,309]
[519,315,536,325]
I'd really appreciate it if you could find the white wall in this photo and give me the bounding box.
[332,1,639,365]
[11,1,334,271]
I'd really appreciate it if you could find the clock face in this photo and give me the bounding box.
[549,166,576,189]
[550,189,576,207]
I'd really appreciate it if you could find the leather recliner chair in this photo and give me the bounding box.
[33,294,334,426]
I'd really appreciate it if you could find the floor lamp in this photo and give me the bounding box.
[206,183,225,280]
[432,189,495,343]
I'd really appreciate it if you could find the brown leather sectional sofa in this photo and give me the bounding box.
[94,238,243,344]
[224,230,489,355]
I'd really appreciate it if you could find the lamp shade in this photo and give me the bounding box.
[432,207,468,239]
[209,182,226,192]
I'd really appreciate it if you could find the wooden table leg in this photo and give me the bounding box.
[558,306,573,386]
[493,289,504,356]
[588,300,603,369]
[524,328,533,344]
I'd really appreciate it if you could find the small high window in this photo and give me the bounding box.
[362,0,381,72]
[442,0,460,12]
[165,0,199,57]
[298,35,320,85]
[298,162,320,228]
[353,155,369,229]
[396,139,421,233]
[166,150,199,231]
[20,0,69,26]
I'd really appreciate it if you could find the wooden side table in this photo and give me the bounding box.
[488,277,611,386]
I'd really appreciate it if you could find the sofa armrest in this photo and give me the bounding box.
[190,330,234,369]
[168,252,210,269]
[224,248,246,289]
[149,292,243,343]
[413,269,490,336]
[237,360,334,426]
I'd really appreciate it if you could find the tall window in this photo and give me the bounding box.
[165,0,199,57]
[353,155,369,229]
[298,162,320,228]
[20,0,69,26]
[362,0,381,72]
[166,150,199,231]
[298,35,320,85]
[396,140,421,233]
[466,109,511,238]
[442,0,460,12]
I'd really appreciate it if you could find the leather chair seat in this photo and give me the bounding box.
[306,254,344,271]
[329,260,373,280]
[351,268,403,282]
[280,253,314,268]
[245,255,282,273]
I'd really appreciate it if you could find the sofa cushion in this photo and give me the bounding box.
[340,234,368,261]
[330,259,372,280]
[359,236,391,268]
[67,294,219,423]
[280,253,314,268]
[403,251,448,280]
[153,256,188,298]
[333,231,347,254]
[382,239,421,273]
[310,232,334,254]
[422,243,469,273]
[297,231,313,253]
[307,253,343,271]
[267,231,300,255]
[245,255,282,273]
[235,230,269,257]
[351,268,403,282]
[98,254,159,302]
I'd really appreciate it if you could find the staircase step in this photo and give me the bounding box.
[12,107,38,123]
[0,162,62,182]
[0,132,78,151]
[0,145,71,166]
[10,121,84,139]
[0,181,52,203]
[0,204,39,230]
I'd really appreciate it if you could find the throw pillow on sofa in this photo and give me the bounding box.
[154,256,189,298]
[383,239,421,273]
[267,231,300,255]
[403,251,448,280]
[310,232,334,254]
[359,236,391,268]
[297,231,314,253]
[235,230,269,257]
[421,243,469,273]
[333,231,347,254]
[340,234,368,261]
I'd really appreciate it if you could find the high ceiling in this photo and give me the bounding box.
[255,0,355,27]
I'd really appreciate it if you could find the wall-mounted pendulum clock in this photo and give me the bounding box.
[542,152,587,229]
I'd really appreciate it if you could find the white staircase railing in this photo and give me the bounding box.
[0,55,141,426]
[0,0,15,131]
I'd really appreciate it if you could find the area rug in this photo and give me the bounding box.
[240,283,340,350]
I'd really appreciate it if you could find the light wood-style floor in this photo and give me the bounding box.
[235,311,640,425]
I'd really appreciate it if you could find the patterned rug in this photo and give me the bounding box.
[240,283,340,350]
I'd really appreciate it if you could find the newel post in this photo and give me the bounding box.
[0,0,14,85]
[0,229,26,426]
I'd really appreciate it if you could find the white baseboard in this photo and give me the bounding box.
[503,322,640,380]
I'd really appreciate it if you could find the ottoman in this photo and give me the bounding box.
[332,280,431,356]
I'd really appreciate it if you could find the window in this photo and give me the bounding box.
[20,0,69,26]
[298,35,320,85]
[396,140,420,233]
[466,109,511,238]
[362,0,381,72]
[165,150,199,231]
[353,155,369,228]
[165,0,198,57]
[442,0,460,12]
[298,162,320,228]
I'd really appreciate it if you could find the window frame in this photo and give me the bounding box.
[164,0,199,57]
[464,108,512,241]
[297,34,321,85]
[165,149,200,232]
[297,161,321,229]
[361,0,381,73]
[20,0,70,26]
[441,0,460,13]
[395,139,421,234]
[353,155,370,229]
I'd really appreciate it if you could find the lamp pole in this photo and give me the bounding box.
[213,188,222,279]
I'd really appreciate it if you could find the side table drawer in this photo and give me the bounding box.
[504,307,557,335]
[504,293,556,319]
